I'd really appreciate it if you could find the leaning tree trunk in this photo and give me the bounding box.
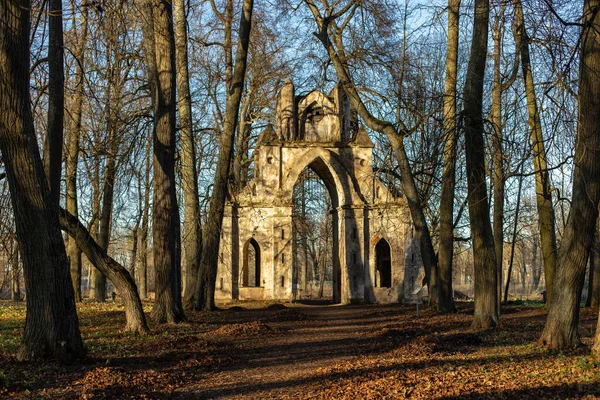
[0,0,84,362]
[194,0,254,311]
[437,0,460,314]
[463,0,498,329]
[542,0,600,350]
[304,0,439,300]
[59,209,148,333]
[175,0,203,309]
[142,0,185,323]
[513,0,558,307]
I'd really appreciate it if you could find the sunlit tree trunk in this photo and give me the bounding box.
[142,0,185,323]
[437,0,460,314]
[65,0,88,302]
[0,0,84,361]
[513,0,558,307]
[463,0,498,329]
[175,0,203,309]
[194,0,254,311]
[542,0,600,350]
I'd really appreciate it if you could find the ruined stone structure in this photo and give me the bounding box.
[215,79,423,304]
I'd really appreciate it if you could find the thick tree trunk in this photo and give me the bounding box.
[542,0,600,350]
[437,0,460,314]
[463,0,498,329]
[59,208,149,333]
[175,0,203,309]
[0,0,84,361]
[513,0,558,307]
[142,0,185,323]
[194,0,254,311]
[65,0,88,302]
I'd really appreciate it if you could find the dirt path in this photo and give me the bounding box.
[1,301,599,399]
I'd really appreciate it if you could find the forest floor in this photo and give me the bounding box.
[0,299,599,399]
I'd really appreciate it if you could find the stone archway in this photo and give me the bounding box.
[215,80,419,304]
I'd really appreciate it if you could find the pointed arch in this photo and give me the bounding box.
[282,148,354,208]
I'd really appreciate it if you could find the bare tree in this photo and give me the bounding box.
[175,0,203,309]
[0,0,84,361]
[141,0,185,323]
[437,0,460,314]
[463,0,498,329]
[513,0,558,307]
[540,0,600,350]
[194,0,255,311]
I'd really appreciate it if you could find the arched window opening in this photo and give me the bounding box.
[375,239,392,288]
[242,238,261,287]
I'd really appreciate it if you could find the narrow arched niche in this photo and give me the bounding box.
[375,238,392,288]
[242,238,261,287]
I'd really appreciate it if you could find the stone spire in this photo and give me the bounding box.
[276,78,296,141]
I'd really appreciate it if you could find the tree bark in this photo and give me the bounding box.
[592,230,600,307]
[0,0,84,361]
[43,0,65,211]
[437,0,460,314]
[65,0,88,302]
[194,0,254,311]
[542,0,600,350]
[462,0,498,329]
[59,208,149,333]
[513,0,558,307]
[142,0,185,323]
[504,170,524,303]
[175,0,203,309]
[491,3,506,315]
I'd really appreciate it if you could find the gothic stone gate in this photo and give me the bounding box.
[215,79,423,304]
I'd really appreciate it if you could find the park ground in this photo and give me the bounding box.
[0,299,599,399]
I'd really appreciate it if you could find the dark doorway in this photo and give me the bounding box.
[242,238,261,287]
[376,239,392,288]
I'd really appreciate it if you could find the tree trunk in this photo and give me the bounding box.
[65,0,88,302]
[504,170,524,303]
[513,0,558,307]
[175,0,203,309]
[543,0,600,350]
[194,0,254,311]
[142,0,185,323]
[592,231,600,307]
[11,245,21,302]
[491,3,507,315]
[437,0,460,314]
[462,0,498,329]
[0,0,84,361]
[43,0,65,211]
[587,247,595,307]
[59,209,149,333]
